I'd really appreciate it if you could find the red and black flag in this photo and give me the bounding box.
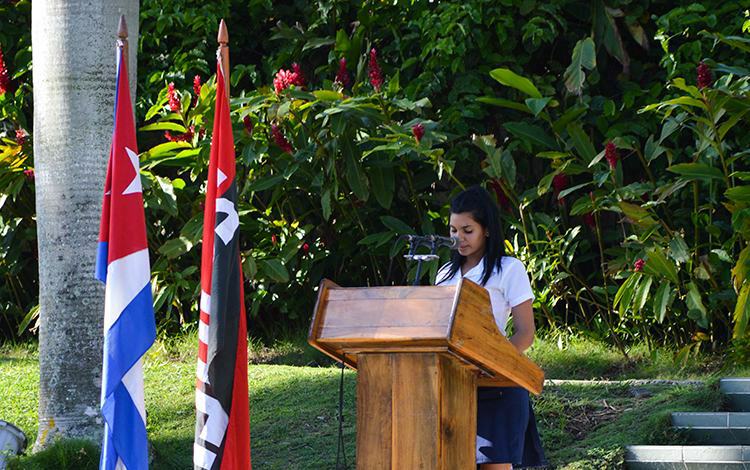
[193,34,252,470]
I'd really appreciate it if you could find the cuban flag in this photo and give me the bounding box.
[193,49,251,470]
[95,41,156,470]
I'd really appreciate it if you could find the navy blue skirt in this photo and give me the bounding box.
[476,387,547,467]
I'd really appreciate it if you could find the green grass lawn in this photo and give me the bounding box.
[0,332,737,469]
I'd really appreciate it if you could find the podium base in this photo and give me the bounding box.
[356,352,477,469]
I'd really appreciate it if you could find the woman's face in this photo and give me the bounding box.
[449,211,488,260]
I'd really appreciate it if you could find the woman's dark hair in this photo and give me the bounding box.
[438,185,505,286]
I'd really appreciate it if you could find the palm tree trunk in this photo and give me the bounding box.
[31,0,138,449]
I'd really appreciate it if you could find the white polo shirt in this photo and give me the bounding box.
[436,256,534,336]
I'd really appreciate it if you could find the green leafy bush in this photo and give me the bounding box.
[2,0,750,360]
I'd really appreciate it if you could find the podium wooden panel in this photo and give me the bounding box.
[308,278,544,468]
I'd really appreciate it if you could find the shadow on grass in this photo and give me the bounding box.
[148,365,358,470]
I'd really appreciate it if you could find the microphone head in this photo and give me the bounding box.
[449,236,459,249]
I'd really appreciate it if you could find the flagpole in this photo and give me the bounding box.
[218,19,230,99]
[117,15,128,69]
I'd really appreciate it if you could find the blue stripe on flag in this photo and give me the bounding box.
[101,382,149,470]
[95,242,108,283]
[102,283,156,399]
[100,421,117,470]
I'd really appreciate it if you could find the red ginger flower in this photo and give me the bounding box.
[15,129,27,146]
[193,75,201,96]
[271,234,278,245]
[273,66,305,95]
[583,212,595,229]
[271,124,294,154]
[552,173,568,195]
[488,179,511,211]
[412,123,425,143]
[302,242,310,254]
[605,141,618,169]
[292,63,306,86]
[368,48,384,92]
[634,258,645,272]
[168,82,181,112]
[273,69,296,94]
[243,115,253,135]
[23,169,34,181]
[0,46,11,96]
[164,125,194,142]
[697,61,712,89]
[334,57,350,88]
[552,173,569,205]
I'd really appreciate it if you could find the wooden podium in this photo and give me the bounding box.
[308,278,544,469]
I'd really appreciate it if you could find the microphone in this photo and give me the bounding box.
[426,234,460,249]
[405,234,460,250]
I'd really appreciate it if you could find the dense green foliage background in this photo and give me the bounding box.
[1,1,750,361]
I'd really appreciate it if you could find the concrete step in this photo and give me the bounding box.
[726,393,750,412]
[722,379,750,412]
[672,412,750,445]
[722,378,750,394]
[625,445,749,469]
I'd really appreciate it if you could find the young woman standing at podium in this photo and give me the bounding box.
[436,185,547,470]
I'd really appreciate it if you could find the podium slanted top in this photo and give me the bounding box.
[308,278,544,395]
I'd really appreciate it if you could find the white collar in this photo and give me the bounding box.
[462,256,486,279]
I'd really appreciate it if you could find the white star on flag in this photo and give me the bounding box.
[122,147,143,195]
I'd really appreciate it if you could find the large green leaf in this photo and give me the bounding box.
[685,282,708,329]
[652,282,672,323]
[669,78,701,99]
[564,37,596,95]
[313,90,344,101]
[734,282,750,338]
[504,122,556,149]
[668,235,690,265]
[242,255,258,280]
[258,259,289,283]
[357,231,394,249]
[618,202,658,228]
[321,188,332,221]
[643,247,679,284]
[247,175,284,192]
[733,246,750,289]
[139,122,187,132]
[158,236,194,259]
[343,140,369,201]
[370,165,394,209]
[142,141,192,160]
[557,182,591,200]
[726,186,750,204]
[719,108,750,140]
[524,97,552,117]
[614,273,640,314]
[476,97,531,114]
[489,68,542,98]
[302,36,335,52]
[633,275,653,312]
[380,215,415,235]
[16,304,39,336]
[668,163,724,181]
[567,123,596,163]
[640,96,707,113]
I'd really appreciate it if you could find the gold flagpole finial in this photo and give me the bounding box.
[217,19,230,99]
[117,15,129,66]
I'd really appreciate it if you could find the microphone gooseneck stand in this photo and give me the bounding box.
[403,236,440,286]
